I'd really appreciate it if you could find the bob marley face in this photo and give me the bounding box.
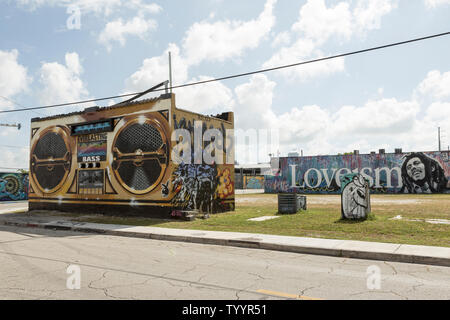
[406,157,426,181]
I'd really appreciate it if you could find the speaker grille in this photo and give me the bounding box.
[34,165,67,191]
[34,132,67,159]
[113,119,168,194]
[115,123,163,153]
[117,160,162,191]
[31,129,71,193]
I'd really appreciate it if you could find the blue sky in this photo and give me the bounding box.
[0,0,450,169]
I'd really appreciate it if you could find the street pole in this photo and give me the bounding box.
[169,51,173,94]
[0,123,21,130]
[438,127,441,152]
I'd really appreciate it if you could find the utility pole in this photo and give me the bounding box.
[0,123,21,130]
[168,51,173,94]
[438,127,441,152]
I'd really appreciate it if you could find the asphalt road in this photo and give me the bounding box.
[0,224,449,300]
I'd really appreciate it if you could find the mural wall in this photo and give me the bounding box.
[243,175,265,189]
[0,173,28,201]
[265,151,450,194]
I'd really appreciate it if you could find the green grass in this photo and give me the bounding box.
[68,194,450,247]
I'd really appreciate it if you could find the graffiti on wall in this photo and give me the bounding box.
[265,151,450,194]
[171,164,234,213]
[243,176,265,189]
[0,173,28,201]
[341,174,371,220]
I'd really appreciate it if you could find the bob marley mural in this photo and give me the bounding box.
[399,152,448,194]
[28,93,234,217]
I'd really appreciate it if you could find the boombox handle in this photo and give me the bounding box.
[114,80,170,107]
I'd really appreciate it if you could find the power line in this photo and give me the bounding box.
[0,31,449,115]
[0,145,29,149]
[0,96,46,116]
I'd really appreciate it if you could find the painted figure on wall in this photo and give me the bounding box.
[341,174,370,220]
[400,153,448,194]
[171,164,234,213]
[171,164,217,212]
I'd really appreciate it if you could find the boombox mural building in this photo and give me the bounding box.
[265,151,450,194]
[29,93,235,217]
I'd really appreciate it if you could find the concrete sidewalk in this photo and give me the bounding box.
[0,209,449,268]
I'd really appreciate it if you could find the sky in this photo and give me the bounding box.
[0,0,450,170]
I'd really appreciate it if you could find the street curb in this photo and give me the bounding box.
[1,219,449,268]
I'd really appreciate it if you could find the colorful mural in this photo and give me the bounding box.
[171,164,234,213]
[0,173,28,201]
[243,175,265,189]
[265,151,450,194]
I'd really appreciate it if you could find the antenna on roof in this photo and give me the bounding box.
[169,52,173,94]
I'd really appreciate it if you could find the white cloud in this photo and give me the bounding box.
[17,1,163,52]
[271,31,291,48]
[277,105,330,144]
[17,0,163,15]
[291,0,353,44]
[265,38,315,67]
[175,76,235,114]
[233,74,278,163]
[98,16,158,52]
[274,97,424,156]
[16,0,122,15]
[124,44,235,114]
[424,0,450,8]
[291,0,397,43]
[0,147,29,170]
[234,74,277,130]
[182,0,277,65]
[425,102,450,122]
[39,52,89,109]
[264,0,396,81]
[263,40,345,81]
[416,70,450,100]
[332,99,420,135]
[125,0,162,14]
[124,44,188,93]
[353,0,398,34]
[232,67,450,160]
[0,49,31,108]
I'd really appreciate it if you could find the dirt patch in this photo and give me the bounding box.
[236,194,434,206]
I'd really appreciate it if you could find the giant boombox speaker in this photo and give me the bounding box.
[29,93,235,216]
